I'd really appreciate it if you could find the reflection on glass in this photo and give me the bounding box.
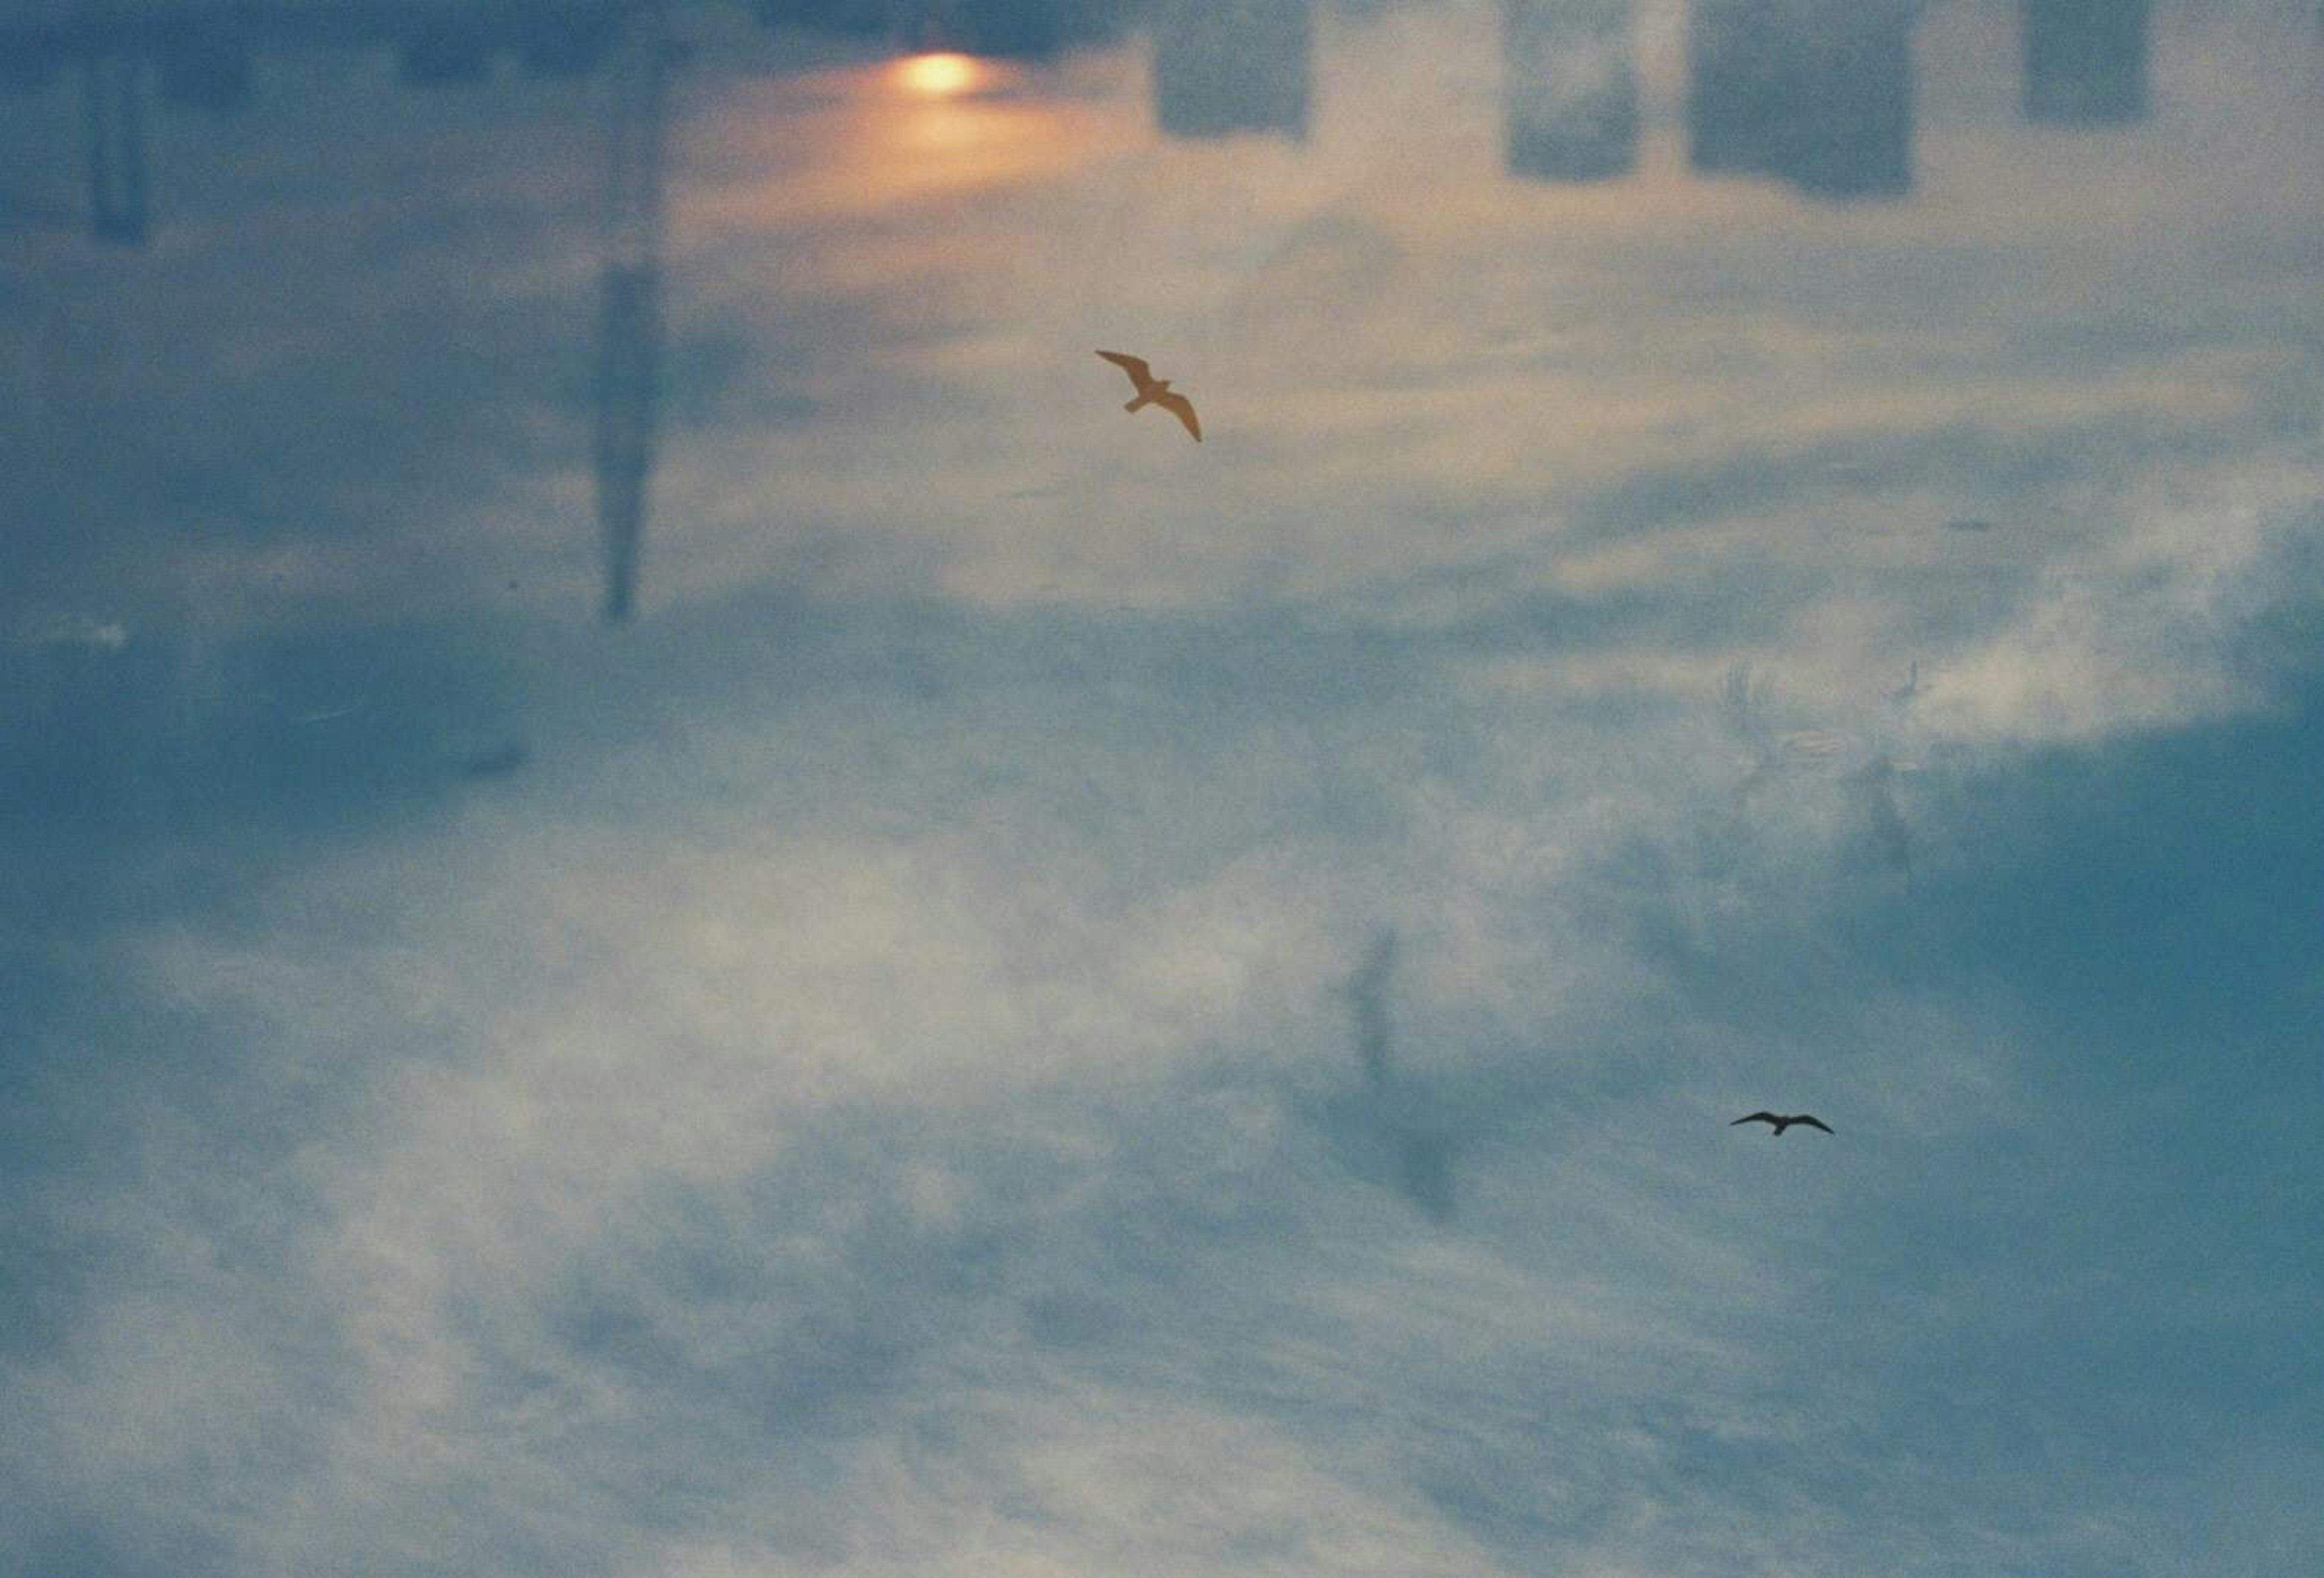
[1152,0,1312,139]
[1503,0,1638,182]
[2023,0,2150,125]
[398,17,496,87]
[756,1,1124,61]
[0,30,65,96]
[157,19,254,115]
[5,5,2324,1573]
[518,7,623,78]
[752,0,896,39]
[4,5,648,246]
[942,0,1069,58]
[1689,0,1917,199]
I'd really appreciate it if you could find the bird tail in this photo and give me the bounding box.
[1124,395,1150,413]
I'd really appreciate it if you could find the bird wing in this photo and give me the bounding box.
[1730,1113,1781,1127]
[1796,1115,1834,1134]
[1095,350,1154,389]
[1154,389,1201,441]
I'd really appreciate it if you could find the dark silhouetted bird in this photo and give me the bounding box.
[1096,350,1201,441]
[1730,1111,1834,1136]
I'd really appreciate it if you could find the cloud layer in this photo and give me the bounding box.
[4,2,2322,1575]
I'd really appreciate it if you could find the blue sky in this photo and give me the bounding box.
[4,2,2321,1574]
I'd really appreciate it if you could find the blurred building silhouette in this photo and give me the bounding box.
[157,18,254,114]
[752,0,898,39]
[398,17,497,85]
[940,0,1065,56]
[2023,0,2148,124]
[0,2,638,245]
[1,2,634,94]
[0,1,667,618]
[1151,0,1311,139]
[1502,0,1636,182]
[904,0,1140,58]
[1,30,65,96]
[1689,0,1917,199]
[520,13,622,77]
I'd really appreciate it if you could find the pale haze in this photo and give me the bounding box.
[3,2,2320,1575]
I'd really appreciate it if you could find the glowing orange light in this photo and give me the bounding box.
[894,51,981,98]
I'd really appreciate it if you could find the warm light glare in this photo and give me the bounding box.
[896,52,981,98]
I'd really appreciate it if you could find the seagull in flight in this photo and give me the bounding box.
[1095,350,1201,441]
[1730,1111,1834,1136]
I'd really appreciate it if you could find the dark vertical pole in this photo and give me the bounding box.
[85,42,149,246]
[594,1,670,623]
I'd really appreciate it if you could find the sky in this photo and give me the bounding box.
[2,1,2321,1574]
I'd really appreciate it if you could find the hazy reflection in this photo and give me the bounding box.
[0,28,64,96]
[156,16,254,113]
[5,2,2324,1573]
[753,0,893,40]
[939,0,1072,58]
[2,0,2207,255]
[398,15,498,86]
[1502,0,1637,182]
[1152,0,1311,139]
[2023,0,2150,125]
[752,0,1129,54]
[392,6,623,85]
[6,1,631,248]
[1689,0,1917,199]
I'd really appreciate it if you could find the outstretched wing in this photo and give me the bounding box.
[1154,390,1201,441]
[1095,350,1153,389]
[1795,1115,1834,1134]
[1730,1112,1781,1127]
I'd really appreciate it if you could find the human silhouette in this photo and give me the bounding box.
[1338,930,1456,1220]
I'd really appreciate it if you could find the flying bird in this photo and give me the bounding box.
[1730,1112,1834,1136]
[1095,350,1201,441]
